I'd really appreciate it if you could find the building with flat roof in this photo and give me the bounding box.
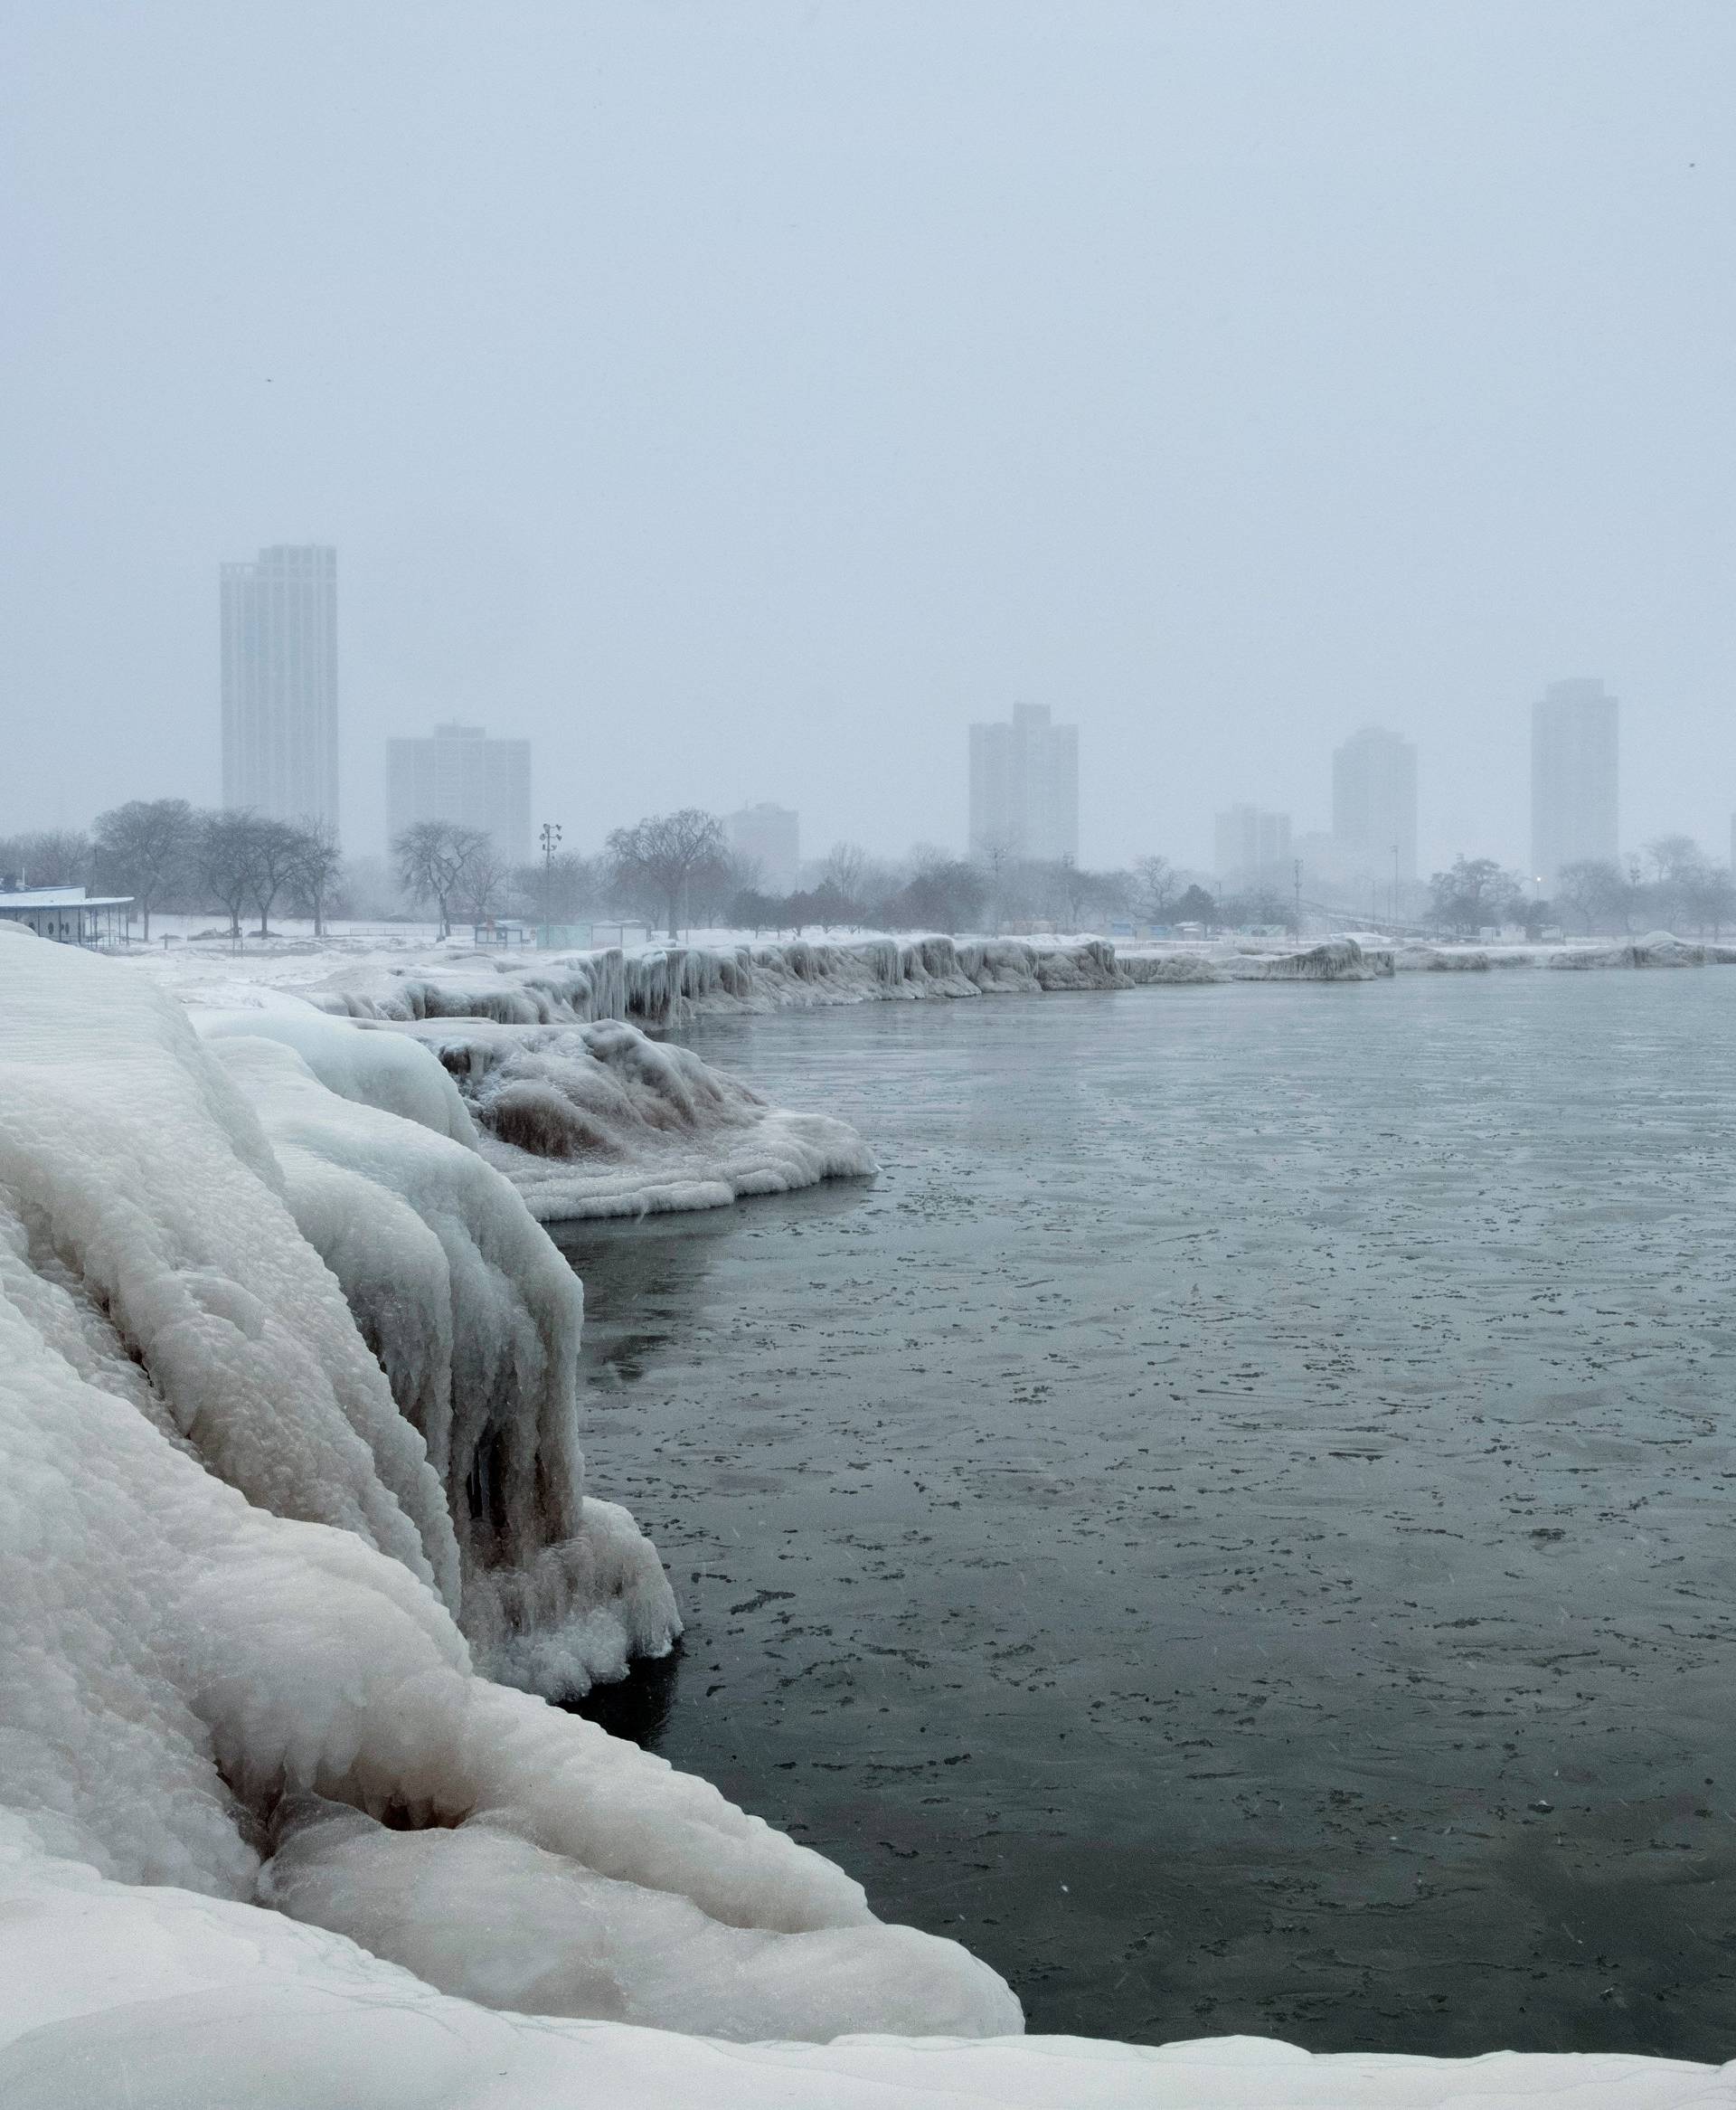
[968,703,1078,864]
[1332,726,1418,885]
[1213,805,1291,888]
[0,886,133,946]
[386,723,532,865]
[724,803,800,893]
[221,544,339,828]
[1531,678,1618,889]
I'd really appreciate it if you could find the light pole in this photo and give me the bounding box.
[539,821,561,948]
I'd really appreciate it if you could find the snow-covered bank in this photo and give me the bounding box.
[0,933,1012,2045]
[3,1827,1728,2107]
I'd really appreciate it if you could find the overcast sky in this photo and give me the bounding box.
[3,1,1732,872]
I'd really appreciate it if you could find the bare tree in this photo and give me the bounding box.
[243,818,307,936]
[394,819,488,937]
[462,838,513,924]
[197,811,263,939]
[286,818,344,937]
[92,798,196,941]
[820,841,869,901]
[1129,854,1181,925]
[606,809,725,941]
[0,829,91,889]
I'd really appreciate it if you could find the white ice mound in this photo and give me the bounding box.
[384,1014,878,1221]
[0,939,1020,2043]
[200,1024,677,1691]
[1,1823,1727,2107]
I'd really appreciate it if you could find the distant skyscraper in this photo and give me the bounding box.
[386,724,532,864]
[1213,804,1291,885]
[221,544,338,827]
[1332,726,1418,885]
[724,802,800,892]
[1531,678,1618,888]
[967,703,1079,863]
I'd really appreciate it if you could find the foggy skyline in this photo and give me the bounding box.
[4,2,1733,873]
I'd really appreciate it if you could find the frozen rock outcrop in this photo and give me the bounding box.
[387,1014,877,1221]
[1549,930,1736,970]
[0,937,1019,2044]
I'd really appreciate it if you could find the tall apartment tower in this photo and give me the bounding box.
[386,724,533,865]
[1332,726,1418,885]
[1531,678,1618,888]
[967,703,1079,863]
[1213,804,1291,885]
[724,803,800,893]
[221,544,339,827]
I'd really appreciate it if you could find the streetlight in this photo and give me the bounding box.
[539,822,562,948]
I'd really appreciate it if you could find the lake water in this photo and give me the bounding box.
[556,971,1736,2058]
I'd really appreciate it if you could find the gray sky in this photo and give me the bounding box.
[3,1,1732,873]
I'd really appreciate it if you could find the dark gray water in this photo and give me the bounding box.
[557,973,1736,2058]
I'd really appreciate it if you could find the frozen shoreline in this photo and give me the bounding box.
[4,933,1732,2100]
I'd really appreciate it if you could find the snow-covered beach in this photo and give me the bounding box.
[2,932,1733,2103]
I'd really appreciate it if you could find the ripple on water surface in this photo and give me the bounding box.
[558,972,1736,2057]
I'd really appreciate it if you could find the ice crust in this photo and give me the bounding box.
[0,937,1016,2048]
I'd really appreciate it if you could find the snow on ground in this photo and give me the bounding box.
[4,932,1733,2099]
[2,1825,1730,2107]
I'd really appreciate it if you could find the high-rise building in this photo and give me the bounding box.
[386,723,532,865]
[1531,678,1618,888]
[1213,805,1291,885]
[1332,726,1418,885]
[724,803,800,893]
[221,544,339,827]
[967,703,1079,863]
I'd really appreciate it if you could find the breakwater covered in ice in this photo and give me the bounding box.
[302,926,1736,1042]
[307,932,1403,1035]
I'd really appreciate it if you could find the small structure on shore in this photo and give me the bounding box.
[0,885,134,946]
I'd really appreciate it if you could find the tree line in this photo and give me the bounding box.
[1,802,343,941]
[1428,838,1735,939]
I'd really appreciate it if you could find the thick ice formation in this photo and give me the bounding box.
[384,1014,877,1219]
[197,1016,676,1689]
[0,936,1015,2044]
[310,934,1127,1032]
[3,1823,1729,2106]
[1549,930,1736,970]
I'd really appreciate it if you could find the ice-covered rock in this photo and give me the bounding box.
[0,939,1016,2045]
[201,1027,678,1691]
[306,934,1127,1031]
[1249,939,1395,981]
[386,1014,877,1221]
[1549,931,1736,970]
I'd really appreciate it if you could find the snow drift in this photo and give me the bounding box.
[0,935,1015,2044]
